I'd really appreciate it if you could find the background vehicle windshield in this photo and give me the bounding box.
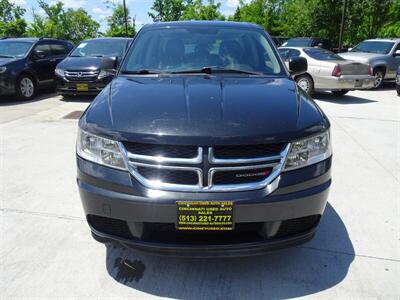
[0,41,33,58]
[283,39,310,47]
[71,40,127,58]
[351,41,395,54]
[304,48,344,60]
[122,27,283,75]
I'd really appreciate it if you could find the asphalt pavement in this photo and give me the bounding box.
[1,84,399,299]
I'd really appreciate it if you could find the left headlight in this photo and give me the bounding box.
[284,130,331,171]
[55,68,64,77]
[0,66,7,74]
[77,129,127,170]
[98,70,114,78]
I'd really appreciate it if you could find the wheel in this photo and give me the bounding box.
[373,69,384,89]
[331,90,349,96]
[16,75,36,100]
[397,85,400,96]
[296,74,314,95]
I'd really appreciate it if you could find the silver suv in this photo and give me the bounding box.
[339,38,400,88]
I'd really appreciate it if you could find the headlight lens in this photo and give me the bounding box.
[98,70,114,78]
[77,129,127,170]
[284,130,331,171]
[0,66,7,74]
[55,68,64,77]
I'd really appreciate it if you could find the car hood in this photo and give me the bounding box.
[57,56,104,71]
[81,76,329,145]
[0,57,17,65]
[338,51,384,62]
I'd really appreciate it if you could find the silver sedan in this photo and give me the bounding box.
[278,47,375,96]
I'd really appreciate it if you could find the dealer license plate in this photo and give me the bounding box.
[76,83,89,91]
[176,201,234,231]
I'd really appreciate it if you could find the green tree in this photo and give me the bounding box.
[0,0,27,37]
[148,0,189,21]
[181,0,225,20]
[105,4,136,37]
[28,1,100,44]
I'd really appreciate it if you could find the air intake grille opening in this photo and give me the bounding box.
[213,168,272,185]
[123,142,198,158]
[213,143,285,159]
[275,215,321,238]
[137,166,198,185]
[87,215,133,239]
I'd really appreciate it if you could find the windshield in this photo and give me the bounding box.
[121,27,283,75]
[0,41,33,58]
[351,41,395,54]
[304,48,344,61]
[283,39,310,47]
[70,40,128,58]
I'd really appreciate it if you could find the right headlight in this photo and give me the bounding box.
[76,129,127,170]
[55,67,64,77]
[284,130,331,171]
[0,66,7,74]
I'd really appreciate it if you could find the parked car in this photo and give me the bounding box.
[0,38,73,100]
[339,38,400,89]
[271,36,289,47]
[77,21,332,256]
[396,66,400,96]
[55,38,132,97]
[282,37,331,50]
[278,46,374,96]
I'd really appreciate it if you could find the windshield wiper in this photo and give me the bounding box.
[172,66,263,75]
[121,69,163,75]
[0,55,15,58]
[69,55,83,57]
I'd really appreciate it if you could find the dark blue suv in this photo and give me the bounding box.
[0,38,73,100]
[76,21,332,257]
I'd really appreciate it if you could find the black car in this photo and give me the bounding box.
[77,21,332,257]
[283,37,331,50]
[396,66,400,96]
[0,38,73,100]
[55,38,132,97]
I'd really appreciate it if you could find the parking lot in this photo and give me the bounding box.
[1,84,399,299]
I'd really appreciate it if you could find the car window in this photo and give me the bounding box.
[351,41,395,54]
[50,43,70,56]
[33,43,51,56]
[122,27,283,75]
[288,49,301,58]
[283,39,310,47]
[304,48,344,60]
[0,41,33,58]
[70,40,127,58]
[278,48,290,60]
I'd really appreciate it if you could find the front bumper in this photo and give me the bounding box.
[315,75,375,91]
[56,76,111,96]
[0,73,16,96]
[77,157,331,257]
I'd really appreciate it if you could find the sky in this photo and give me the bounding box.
[13,0,241,32]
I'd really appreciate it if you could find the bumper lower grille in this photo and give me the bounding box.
[87,215,133,239]
[275,215,321,238]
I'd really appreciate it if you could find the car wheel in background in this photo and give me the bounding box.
[296,74,314,96]
[397,85,400,96]
[16,75,36,100]
[331,90,349,96]
[373,69,384,89]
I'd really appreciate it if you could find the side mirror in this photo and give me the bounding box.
[289,56,307,76]
[33,49,46,59]
[101,56,118,74]
[347,48,353,52]
[394,50,400,57]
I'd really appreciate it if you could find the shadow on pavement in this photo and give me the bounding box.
[104,203,354,299]
[59,95,94,103]
[315,92,377,104]
[0,90,57,106]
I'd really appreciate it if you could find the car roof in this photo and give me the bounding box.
[141,21,263,30]
[0,37,73,44]
[82,37,133,42]
[364,38,400,42]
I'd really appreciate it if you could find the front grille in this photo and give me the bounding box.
[122,143,288,192]
[87,215,133,239]
[275,215,321,238]
[65,70,99,81]
[123,142,198,158]
[213,143,285,159]
[213,167,272,185]
[137,166,199,185]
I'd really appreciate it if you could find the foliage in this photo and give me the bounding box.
[105,3,136,37]
[0,0,27,37]
[181,0,225,20]
[148,0,190,21]
[28,1,100,44]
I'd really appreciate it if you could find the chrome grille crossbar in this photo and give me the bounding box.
[119,143,290,193]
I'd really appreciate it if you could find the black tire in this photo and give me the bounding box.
[397,85,400,96]
[373,69,384,89]
[331,90,349,96]
[296,74,314,96]
[15,74,36,100]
